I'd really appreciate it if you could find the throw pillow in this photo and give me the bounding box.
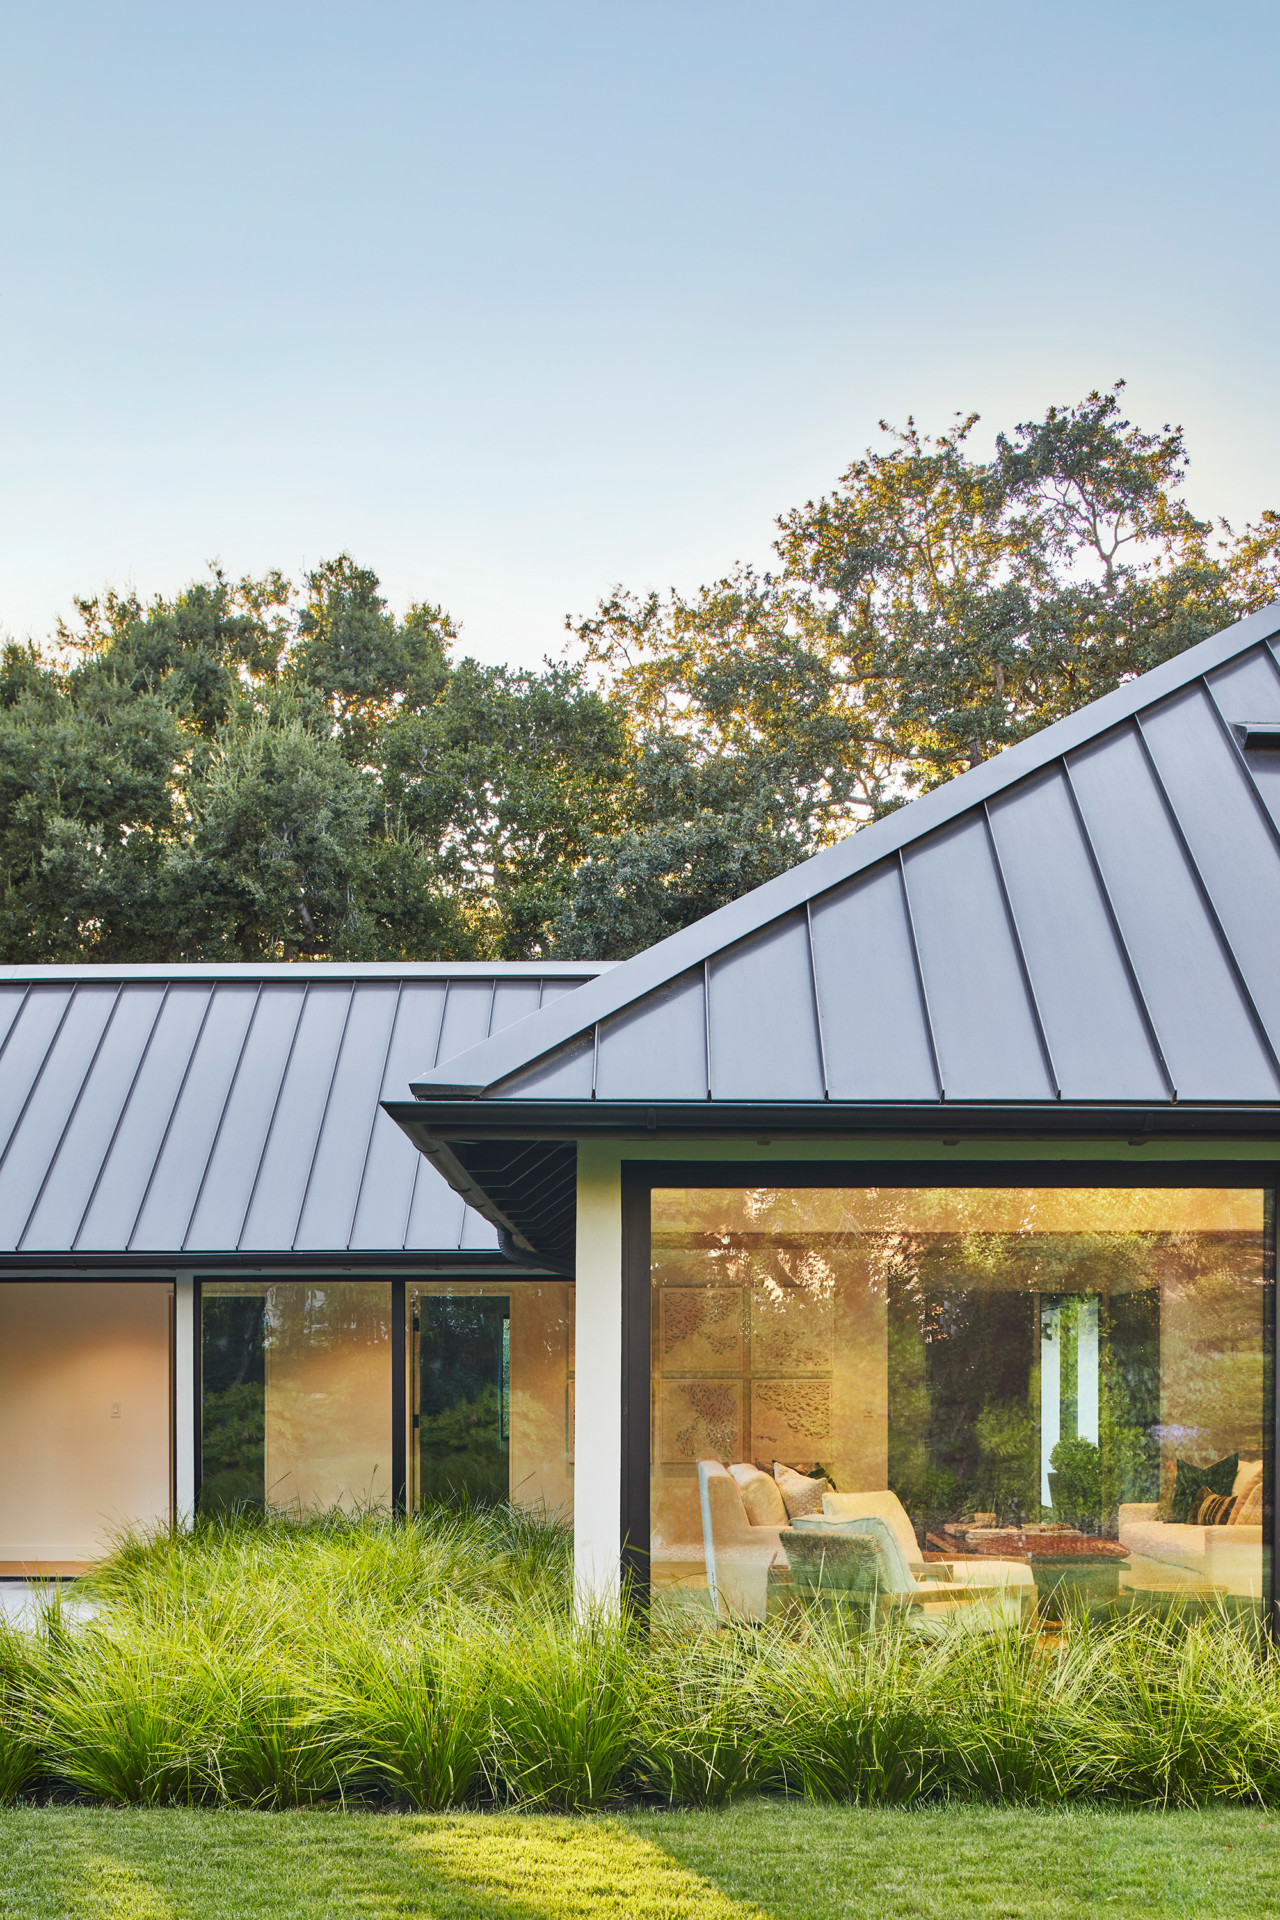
[728,1462,787,1527]
[773,1460,829,1519]
[1192,1489,1236,1526]
[1231,1480,1264,1527]
[1170,1453,1238,1525]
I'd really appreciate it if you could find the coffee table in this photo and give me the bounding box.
[933,1525,1130,1617]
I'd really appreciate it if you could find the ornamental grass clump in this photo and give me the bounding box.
[0,1618,43,1803]
[1060,1605,1280,1806]
[25,1611,218,1805]
[6,1513,1280,1812]
[486,1601,636,1811]
[923,1610,1101,1803]
[637,1617,779,1805]
[755,1608,956,1805]
[313,1606,494,1809]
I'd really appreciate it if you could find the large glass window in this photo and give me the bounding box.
[409,1281,573,1519]
[650,1188,1269,1618]
[200,1279,393,1515]
[0,1280,173,1572]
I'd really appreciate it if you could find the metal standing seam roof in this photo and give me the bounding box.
[399,602,1280,1114]
[0,963,604,1260]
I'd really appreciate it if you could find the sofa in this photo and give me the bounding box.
[696,1460,1032,1621]
[1117,1457,1264,1598]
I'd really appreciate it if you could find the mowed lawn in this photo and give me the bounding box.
[0,1804,1276,1919]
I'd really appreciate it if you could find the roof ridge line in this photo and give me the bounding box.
[0,961,611,982]
[409,600,1280,1099]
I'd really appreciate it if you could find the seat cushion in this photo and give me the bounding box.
[821,1489,920,1567]
[728,1462,787,1527]
[792,1512,913,1594]
[1118,1518,1209,1567]
[780,1525,882,1593]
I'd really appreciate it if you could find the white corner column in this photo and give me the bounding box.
[573,1141,624,1609]
[174,1273,196,1527]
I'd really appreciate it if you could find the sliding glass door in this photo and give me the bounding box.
[198,1276,574,1523]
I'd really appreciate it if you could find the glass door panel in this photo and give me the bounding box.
[415,1293,511,1505]
[198,1279,393,1515]
[408,1281,574,1518]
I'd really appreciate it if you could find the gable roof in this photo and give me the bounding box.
[0,962,602,1264]
[398,603,1280,1118]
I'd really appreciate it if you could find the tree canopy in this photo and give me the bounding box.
[3,385,1277,963]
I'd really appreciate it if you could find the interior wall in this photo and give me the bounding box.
[0,1280,172,1570]
[649,1232,890,1553]
[263,1282,393,1512]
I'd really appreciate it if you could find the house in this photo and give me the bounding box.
[2,606,1277,1619]
[0,962,601,1573]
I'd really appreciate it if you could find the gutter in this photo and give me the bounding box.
[385,1098,1280,1144]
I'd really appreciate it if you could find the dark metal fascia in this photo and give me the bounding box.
[385,1096,1280,1139]
[1132,711,1280,1092]
[0,1249,545,1275]
[1059,754,1178,1101]
[403,1125,534,1250]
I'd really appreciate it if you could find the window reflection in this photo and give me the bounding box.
[409,1281,573,1519]
[200,1279,392,1515]
[650,1188,1269,1619]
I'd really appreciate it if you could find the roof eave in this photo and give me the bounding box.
[385,1096,1280,1142]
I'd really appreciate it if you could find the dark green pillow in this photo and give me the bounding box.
[1170,1453,1237,1524]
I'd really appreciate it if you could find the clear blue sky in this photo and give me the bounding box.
[1,1,1276,666]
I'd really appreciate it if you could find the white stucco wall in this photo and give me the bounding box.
[174,1273,195,1523]
[572,1140,623,1605]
